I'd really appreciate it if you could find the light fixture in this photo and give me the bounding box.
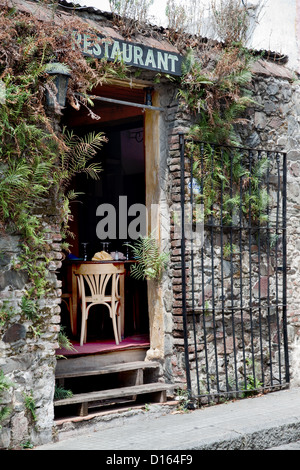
[45,62,71,109]
[128,130,143,143]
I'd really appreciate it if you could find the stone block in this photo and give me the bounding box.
[0,270,28,291]
[11,412,29,447]
[2,323,26,343]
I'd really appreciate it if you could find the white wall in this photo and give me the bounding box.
[249,0,300,73]
[76,0,300,72]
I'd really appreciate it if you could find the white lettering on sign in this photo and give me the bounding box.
[133,46,144,66]
[157,51,168,70]
[110,41,121,60]
[83,34,93,54]
[72,31,182,76]
[93,42,102,57]
[168,54,179,73]
[122,43,133,62]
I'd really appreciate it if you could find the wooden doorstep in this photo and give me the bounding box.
[54,382,175,416]
[56,348,148,376]
[54,360,174,417]
[55,360,160,380]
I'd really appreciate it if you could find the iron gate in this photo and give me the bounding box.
[178,134,289,403]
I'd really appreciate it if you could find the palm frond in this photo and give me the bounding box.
[56,130,106,188]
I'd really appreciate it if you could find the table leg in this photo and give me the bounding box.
[71,266,78,336]
[120,271,125,340]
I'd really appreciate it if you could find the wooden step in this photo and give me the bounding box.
[55,360,159,380]
[54,382,175,416]
[55,348,148,376]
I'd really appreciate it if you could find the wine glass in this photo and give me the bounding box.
[124,241,130,260]
[101,241,110,253]
[81,242,89,261]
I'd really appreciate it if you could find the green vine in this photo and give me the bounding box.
[54,385,73,400]
[179,45,268,224]
[180,46,255,144]
[188,141,270,224]
[23,391,37,422]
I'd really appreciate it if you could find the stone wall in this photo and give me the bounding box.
[167,59,300,394]
[1,53,300,447]
[245,61,300,354]
[0,205,62,448]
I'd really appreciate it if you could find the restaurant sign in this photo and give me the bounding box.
[72,31,183,76]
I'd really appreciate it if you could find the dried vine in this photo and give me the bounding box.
[178,39,269,224]
[0,4,127,308]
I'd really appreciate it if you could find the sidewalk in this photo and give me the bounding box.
[35,387,300,451]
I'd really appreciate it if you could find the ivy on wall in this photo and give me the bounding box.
[0,2,265,312]
[178,43,269,224]
[0,5,127,312]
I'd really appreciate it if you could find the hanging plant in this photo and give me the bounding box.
[178,42,269,225]
[126,234,169,281]
[188,141,270,225]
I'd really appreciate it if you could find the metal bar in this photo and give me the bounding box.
[266,151,273,385]
[210,145,220,394]
[203,224,284,231]
[257,150,265,386]
[248,149,256,386]
[239,152,247,390]
[200,143,210,398]
[194,381,288,400]
[229,148,238,391]
[190,145,200,396]
[187,304,286,313]
[220,148,229,391]
[275,153,282,383]
[179,133,192,396]
[182,138,282,155]
[282,152,289,383]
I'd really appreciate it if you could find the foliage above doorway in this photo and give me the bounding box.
[0,0,263,306]
[0,4,127,304]
[178,44,272,225]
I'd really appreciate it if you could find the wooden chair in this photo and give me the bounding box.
[74,263,125,346]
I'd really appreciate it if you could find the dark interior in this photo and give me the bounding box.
[59,86,149,342]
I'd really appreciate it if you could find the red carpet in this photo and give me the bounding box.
[56,334,150,357]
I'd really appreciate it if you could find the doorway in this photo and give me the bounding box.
[59,84,150,347]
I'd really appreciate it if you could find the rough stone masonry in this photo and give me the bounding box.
[167,59,300,396]
[0,13,300,448]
